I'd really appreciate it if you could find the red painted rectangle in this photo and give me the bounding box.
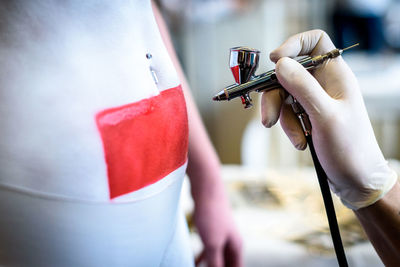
[96,86,188,199]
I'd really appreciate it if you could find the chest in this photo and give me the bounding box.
[0,1,179,111]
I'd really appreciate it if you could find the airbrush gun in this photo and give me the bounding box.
[213,44,359,267]
[213,44,358,135]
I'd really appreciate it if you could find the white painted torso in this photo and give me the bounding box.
[0,1,193,266]
[0,0,182,202]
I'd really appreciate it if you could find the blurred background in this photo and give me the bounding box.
[156,0,400,266]
[157,0,400,167]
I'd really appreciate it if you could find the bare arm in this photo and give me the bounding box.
[355,181,400,266]
[152,2,243,267]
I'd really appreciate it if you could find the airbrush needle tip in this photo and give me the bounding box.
[342,43,360,52]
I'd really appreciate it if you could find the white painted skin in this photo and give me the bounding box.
[0,1,195,266]
[0,0,180,201]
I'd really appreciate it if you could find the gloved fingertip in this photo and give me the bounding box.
[289,132,307,151]
[275,57,296,74]
[260,89,282,128]
[261,117,278,128]
[269,51,280,63]
[295,141,307,151]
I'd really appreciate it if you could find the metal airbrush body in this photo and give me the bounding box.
[214,44,358,105]
[213,44,359,135]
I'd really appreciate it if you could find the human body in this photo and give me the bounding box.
[0,1,242,266]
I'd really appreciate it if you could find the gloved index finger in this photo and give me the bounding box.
[270,29,336,63]
[275,57,334,117]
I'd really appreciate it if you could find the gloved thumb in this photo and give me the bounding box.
[275,57,333,116]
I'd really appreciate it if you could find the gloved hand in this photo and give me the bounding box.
[261,29,397,210]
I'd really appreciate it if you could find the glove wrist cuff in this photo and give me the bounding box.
[341,168,398,210]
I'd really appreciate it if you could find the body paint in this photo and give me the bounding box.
[96,86,188,199]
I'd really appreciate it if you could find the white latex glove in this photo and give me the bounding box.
[261,29,397,210]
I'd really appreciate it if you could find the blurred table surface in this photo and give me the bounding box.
[182,162,400,267]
